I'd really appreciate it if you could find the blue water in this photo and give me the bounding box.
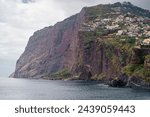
[0,78,150,100]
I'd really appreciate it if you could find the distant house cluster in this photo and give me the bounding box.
[80,10,150,48]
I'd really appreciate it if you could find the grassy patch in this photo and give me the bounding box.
[145,55,150,60]
[91,73,106,80]
[50,68,72,79]
[122,64,150,80]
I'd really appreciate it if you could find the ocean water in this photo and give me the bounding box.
[0,78,150,100]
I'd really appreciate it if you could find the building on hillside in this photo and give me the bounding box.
[140,38,150,48]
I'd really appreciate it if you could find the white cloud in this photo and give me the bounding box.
[0,0,67,76]
[0,0,66,60]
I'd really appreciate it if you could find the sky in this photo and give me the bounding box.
[0,0,149,77]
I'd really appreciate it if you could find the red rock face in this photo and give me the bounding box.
[13,2,150,79]
[14,8,86,78]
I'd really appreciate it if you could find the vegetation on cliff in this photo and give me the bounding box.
[13,2,150,87]
[77,2,150,86]
[44,68,73,80]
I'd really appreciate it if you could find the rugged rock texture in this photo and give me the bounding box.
[14,9,86,78]
[13,2,150,84]
[131,48,150,64]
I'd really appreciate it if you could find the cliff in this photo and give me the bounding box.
[14,9,86,78]
[13,2,150,85]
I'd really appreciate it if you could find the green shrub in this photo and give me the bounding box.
[120,53,128,65]
[122,64,150,80]
[125,37,136,44]
[105,47,113,59]
[122,64,143,76]
[79,31,95,50]
[51,68,72,78]
[98,73,106,80]
[145,55,150,60]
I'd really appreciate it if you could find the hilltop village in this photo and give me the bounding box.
[81,12,150,48]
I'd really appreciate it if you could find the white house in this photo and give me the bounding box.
[106,25,119,30]
[141,38,150,45]
[116,30,124,35]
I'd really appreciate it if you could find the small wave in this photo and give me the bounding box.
[97,84,109,87]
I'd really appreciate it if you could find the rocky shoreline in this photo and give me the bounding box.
[107,75,150,89]
[41,73,150,90]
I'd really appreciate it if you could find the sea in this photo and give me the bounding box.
[0,78,150,100]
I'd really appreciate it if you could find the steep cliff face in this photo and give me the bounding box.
[13,2,150,82]
[14,9,86,78]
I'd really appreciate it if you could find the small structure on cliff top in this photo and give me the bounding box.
[140,38,150,48]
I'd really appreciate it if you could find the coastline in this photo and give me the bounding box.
[10,76,150,90]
